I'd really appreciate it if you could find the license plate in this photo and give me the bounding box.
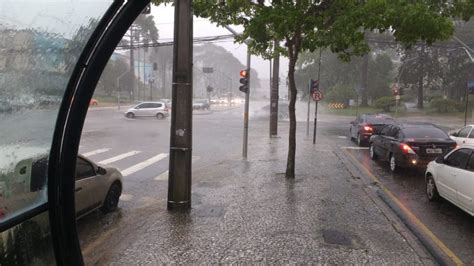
[426,148,442,154]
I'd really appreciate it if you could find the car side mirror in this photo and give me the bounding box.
[435,156,445,164]
[97,166,107,175]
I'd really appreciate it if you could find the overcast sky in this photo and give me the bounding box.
[151,3,289,85]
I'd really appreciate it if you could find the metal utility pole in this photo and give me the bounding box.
[129,26,135,101]
[306,80,311,136]
[224,25,251,159]
[270,40,279,137]
[313,49,322,145]
[168,0,193,211]
[242,49,251,158]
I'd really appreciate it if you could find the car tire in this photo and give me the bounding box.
[389,154,399,173]
[369,143,377,160]
[156,113,165,120]
[357,133,364,146]
[101,182,121,213]
[426,175,441,202]
[349,129,354,141]
[126,112,135,119]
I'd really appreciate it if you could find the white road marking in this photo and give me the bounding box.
[98,151,141,165]
[119,193,133,201]
[153,156,200,181]
[82,148,110,157]
[341,147,369,150]
[154,170,169,181]
[337,136,348,139]
[121,153,168,176]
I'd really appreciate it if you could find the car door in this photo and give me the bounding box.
[458,151,474,213]
[452,126,471,145]
[438,148,471,203]
[150,102,163,115]
[467,129,474,145]
[134,103,147,116]
[75,157,99,215]
[379,125,394,160]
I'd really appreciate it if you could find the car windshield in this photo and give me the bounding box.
[366,116,395,124]
[403,127,450,139]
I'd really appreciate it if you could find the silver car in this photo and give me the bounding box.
[125,101,170,119]
[75,155,123,219]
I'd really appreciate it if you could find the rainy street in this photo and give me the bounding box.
[74,102,473,264]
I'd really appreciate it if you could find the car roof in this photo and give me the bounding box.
[137,101,164,104]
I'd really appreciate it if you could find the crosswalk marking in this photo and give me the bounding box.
[98,151,141,165]
[154,170,169,181]
[153,156,200,181]
[121,153,168,177]
[82,148,110,157]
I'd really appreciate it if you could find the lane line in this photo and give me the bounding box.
[341,146,369,150]
[98,151,141,165]
[121,153,168,177]
[153,156,200,181]
[337,136,348,139]
[342,148,464,266]
[82,148,110,157]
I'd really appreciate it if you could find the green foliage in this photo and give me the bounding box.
[430,98,464,113]
[374,96,397,112]
[324,84,356,104]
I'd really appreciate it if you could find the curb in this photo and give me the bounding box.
[336,148,463,266]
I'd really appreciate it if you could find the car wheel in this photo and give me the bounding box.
[369,143,377,160]
[349,129,354,141]
[357,133,363,146]
[101,183,121,213]
[156,113,165,120]
[389,154,399,173]
[126,112,135,119]
[426,175,440,202]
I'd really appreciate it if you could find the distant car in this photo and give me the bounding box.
[90,98,99,106]
[74,155,123,218]
[0,99,13,114]
[193,99,210,110]
[349,114,397,146]
[425,145,474,216]
[449,125,474,146]
[369,123,457,172]
[125,101,170,119]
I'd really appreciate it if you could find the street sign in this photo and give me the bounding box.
[468,80,474,95]
[202,67,214,73]
[395,95,401,100]
[312,90,323,101]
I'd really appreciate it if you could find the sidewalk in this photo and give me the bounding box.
[88,123,433,264]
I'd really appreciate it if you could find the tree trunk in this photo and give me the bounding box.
[286,52,298,179]
[418,44,425,109]
[360,53,369,107]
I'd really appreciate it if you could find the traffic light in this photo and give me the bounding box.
[393,88,399,96]
[239,69,249,93]
[310,79,319,93]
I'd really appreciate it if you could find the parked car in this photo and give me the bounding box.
[449,125,474,146]
[349,114,397,146]
[74,155,123,218]
[369,123,457,172]
[193,99,210,110]
[125,101,170,119]
[425,145,474,216]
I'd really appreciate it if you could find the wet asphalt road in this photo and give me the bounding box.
[325,119,474,265]
[76,103,474,264]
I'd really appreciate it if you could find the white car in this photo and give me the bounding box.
[449,125,474,145]
[425,145,474,216]
[125,101,170,119]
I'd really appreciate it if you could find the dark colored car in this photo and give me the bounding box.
[349,114,397,146]
[369,123,457,172]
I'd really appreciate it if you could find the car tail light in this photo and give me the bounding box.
[400,143,416,154]
[363,126,373,132]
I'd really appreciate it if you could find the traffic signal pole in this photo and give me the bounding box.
[243,50,251,158]
[168,0,192,210]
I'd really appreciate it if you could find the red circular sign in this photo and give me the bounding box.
[312,90,323,101]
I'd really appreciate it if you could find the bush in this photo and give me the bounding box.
[430,98,464,113]
[324,84,356,105]
[374,96,396,112]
